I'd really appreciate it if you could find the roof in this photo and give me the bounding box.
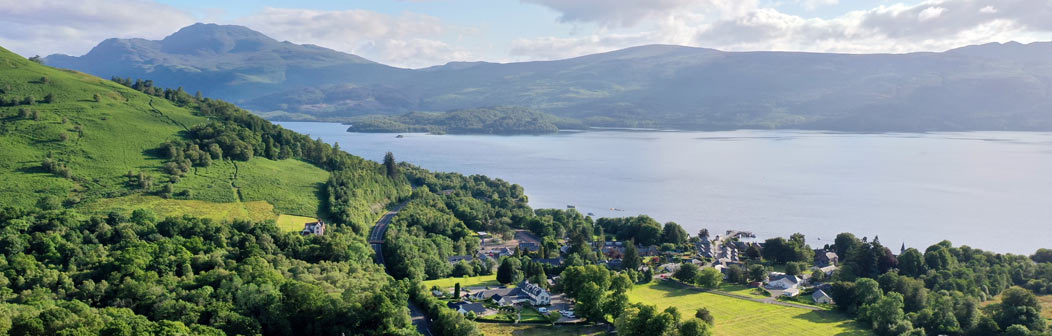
[459,303,487,314]
[813,289,832,300]
[771,274,800,284]
[448,255,473,263]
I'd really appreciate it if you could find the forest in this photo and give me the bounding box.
[347,107,582,135]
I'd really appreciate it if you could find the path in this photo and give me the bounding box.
[367,200,431,335]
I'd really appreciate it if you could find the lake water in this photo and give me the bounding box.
[279,122,1052,255]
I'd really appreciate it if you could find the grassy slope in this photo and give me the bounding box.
[629,281,872,336]
[0,47,327,220]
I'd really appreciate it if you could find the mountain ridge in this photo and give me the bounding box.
[44,23,1052,132]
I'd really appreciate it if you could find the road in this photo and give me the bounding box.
[368,201,432,335]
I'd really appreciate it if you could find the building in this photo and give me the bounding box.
[518,281,551,306]
[448,302,488,316]
[782,287,801,297]
[638,245,659,257]
[533,257,564,267]
[814,251,839,267]
[812,289,834,304]
[767,274,801,290]
[448,255,474,264]
[301,221,326,236]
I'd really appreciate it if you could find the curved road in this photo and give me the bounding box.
[368,201,433,336]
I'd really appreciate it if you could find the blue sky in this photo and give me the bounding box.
[3,0,1052,68]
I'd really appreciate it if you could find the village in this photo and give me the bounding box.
[418,227,848,325]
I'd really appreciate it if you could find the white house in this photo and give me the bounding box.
[812,289,834,304]
[767,275,801,290]
[782,287,801,297]
[519,281,551,306]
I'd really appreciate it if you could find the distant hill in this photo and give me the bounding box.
[348,107,580,135]
[46,24,1052,132]
[3,45,406,226]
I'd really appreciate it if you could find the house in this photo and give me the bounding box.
[518,281,551,306]
[817,265,837,276]
[782,287,801,297]
[300,221,326,236]
[812,289,834,305]
[814,251,839,267]
[638,245,659,257]
[518,241,540,252]
[448,302,488,316]
[767,274,801,290]
[448,255,474,264]
[533,257,564,267]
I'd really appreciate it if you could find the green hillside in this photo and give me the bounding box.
[0,46,331,226]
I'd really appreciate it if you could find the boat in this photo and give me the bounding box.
[395,134,405,138]
[567,205,576,209]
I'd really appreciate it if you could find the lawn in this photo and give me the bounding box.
[718,283,771,300]
[422,275,500,290]
[476,323,605,336]
[628,281,872,336]
[276,214,319,233]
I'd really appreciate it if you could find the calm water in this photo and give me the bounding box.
[280,122,1052,255]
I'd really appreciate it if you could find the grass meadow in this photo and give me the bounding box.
[628,281,872,336]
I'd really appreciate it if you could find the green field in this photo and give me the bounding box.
[718,283,771,300]
[276,214,319,232]
[628,281,871,336]
[422,275,500,290]
[477,323,606,336]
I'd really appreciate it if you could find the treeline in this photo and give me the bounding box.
[596,215,690,247]
[348,107,580,135]
[822,235,1051,336]
[0,207,417,336]
[113,77,411,231]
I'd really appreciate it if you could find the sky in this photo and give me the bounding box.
[1,0,1051,68]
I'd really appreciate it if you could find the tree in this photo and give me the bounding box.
[748,264,767,283]
[995,287,1046,333]
[695,268,722,288]
[547,311,562,326]
[694,308,715,325]
[810,269,827,283]
[859,292,905,335]
[898,248,926,277]
[679,318,714,336]
[785,262,802,276]
[674,263,700,284]
[661,222,688,246]
[834,233,860,259]
[745,244,762,260]
[623,241,641,271]
[43,93,54,103]
[725,265,746,284]
[497,258,522,284]
[383,152,399,178]
[614,304,678,336]
[1032,248,1052,263]
[453,283,461,299]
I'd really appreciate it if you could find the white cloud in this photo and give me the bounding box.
[511,0,1052,61]
[918,7,946,21]
[237,7,475,68]
[0,0,194,57]
[800,0,839,11]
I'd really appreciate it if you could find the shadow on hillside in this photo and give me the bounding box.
[16,164,46,174]
[314,181,329,221]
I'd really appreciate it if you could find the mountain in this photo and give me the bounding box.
[47,24,1052,132]
[45,23,404,103]
[2,44,407,227]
